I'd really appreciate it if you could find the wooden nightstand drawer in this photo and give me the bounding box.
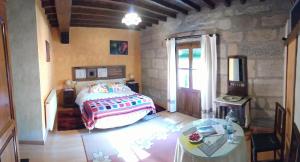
[57,108,81,118]
[63,89,76,107]
[57,108,84,131]
[57,118,84,130]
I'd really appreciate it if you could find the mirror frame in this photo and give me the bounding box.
[227,55,248,97]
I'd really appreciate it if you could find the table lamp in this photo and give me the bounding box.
[128,73,135,82]
[65,80,75,89]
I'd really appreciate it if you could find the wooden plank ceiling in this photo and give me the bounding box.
[41,0,264,43]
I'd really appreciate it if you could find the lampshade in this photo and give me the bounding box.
[129,74,134,80]
[121,12,142,26]
[65,80,74,89]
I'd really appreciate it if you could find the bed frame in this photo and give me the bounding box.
[72,65,126,81]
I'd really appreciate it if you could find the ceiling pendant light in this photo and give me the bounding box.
[122,12,142,26]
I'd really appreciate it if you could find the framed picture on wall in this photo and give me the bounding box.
[87,68,97,79]
[45,40,50,62]
[110,40,128,55]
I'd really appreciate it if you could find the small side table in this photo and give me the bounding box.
[126,82,139,93]
[215,95,251,128]
[63,88,76,108]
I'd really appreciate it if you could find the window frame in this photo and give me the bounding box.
[176,42,201,90]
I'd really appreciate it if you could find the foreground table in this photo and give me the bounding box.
[174,118,248,162]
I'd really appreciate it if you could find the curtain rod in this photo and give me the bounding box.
[165,34,216,40]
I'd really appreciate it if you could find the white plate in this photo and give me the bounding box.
[188,132,203,144]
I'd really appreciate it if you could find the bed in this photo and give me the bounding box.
[73,66,156,130]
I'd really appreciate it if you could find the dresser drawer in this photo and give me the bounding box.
[57,109,81,118]
[57,118,84,130]
[63,89,76,107]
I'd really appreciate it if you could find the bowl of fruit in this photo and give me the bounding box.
[188,132,203,144]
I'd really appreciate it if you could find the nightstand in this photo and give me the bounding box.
[126,82,139,93]
[57,107,84,130]
[63,88,76,108]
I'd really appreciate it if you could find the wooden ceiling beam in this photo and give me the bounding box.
[240,0,247,4]
[71,14,152,27]
[181,0,201,11]
[51,19,151,28]
[72,7,159,24]
[224,0,231,7]
[202,0,215,9]
[71,23,141,31]
[71,0,167,21]
[42,0,176,18]
[50,19,143,30]
[73,14,154,25]
[49,16,152,27]
[150,0,188,15]
[55,0,72,43]
[45,7,160,24]
[110,0,177,18]
[70,19,146,29]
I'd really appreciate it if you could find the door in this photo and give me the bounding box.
[176,42,201,118]
[0,1,19,161]
[285,36,298,156]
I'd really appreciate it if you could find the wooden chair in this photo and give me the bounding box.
[251,102,286,162]
[286,123,300,162]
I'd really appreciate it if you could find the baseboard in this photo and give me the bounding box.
[19,140,45,145]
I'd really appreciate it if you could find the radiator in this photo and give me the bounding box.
[45,89,57,131]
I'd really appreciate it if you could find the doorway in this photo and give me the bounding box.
[176,42,201,118]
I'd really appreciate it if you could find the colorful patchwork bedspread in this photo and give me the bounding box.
[82,94,156,129]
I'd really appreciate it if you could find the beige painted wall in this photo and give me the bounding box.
[35,0,54,140]
[52,27,141,91]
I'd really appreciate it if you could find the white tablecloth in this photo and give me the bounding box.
[174,119,248,162]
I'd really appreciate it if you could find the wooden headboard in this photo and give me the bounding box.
[72,65,126,81]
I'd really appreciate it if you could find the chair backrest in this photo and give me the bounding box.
[274,102,286,144]
[287,123,300,162]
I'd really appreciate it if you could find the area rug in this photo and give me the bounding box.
[82,115,183,162]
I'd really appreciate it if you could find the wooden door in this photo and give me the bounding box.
[285,36,298,156]
[176,42,201,118]
[0,1,19,161]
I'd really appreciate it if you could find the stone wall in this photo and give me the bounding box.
[140,0,290,126]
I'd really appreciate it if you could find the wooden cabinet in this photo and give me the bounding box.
[63,89,76,107]
[0,1,19,161]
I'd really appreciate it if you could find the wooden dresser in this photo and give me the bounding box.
[57,107,85,131]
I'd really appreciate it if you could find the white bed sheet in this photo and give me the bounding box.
[75,87,150,129]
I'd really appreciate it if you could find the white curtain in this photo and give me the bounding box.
[166,38,177,112]
[200,34,217,114]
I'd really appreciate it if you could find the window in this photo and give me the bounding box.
[176,42,201,90]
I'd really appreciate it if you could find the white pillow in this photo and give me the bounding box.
[74,78,126,94]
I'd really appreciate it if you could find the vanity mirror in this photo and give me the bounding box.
[227,56,248,97]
